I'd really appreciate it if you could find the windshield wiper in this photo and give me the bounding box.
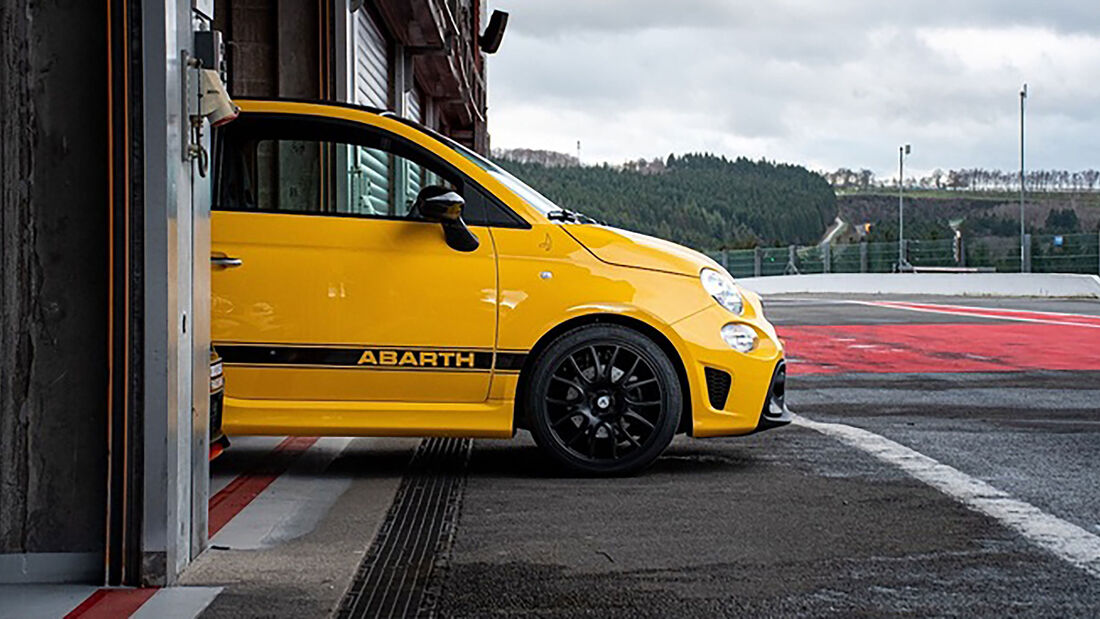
[547,209,601,225]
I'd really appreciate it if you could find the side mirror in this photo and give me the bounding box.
[413,186,479,252]
[417,189,464,222]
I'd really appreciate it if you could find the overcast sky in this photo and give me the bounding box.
[485,1,1099,179]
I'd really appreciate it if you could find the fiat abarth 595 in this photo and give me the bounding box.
[210,99,790,475]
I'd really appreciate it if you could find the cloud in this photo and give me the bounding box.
[486,1,1100,178]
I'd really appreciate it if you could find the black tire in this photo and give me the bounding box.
[524,324,681,476]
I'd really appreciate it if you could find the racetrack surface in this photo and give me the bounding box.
[435,295,1100,616]
[190,295,1100,617]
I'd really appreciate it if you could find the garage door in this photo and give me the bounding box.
[350,9,390,215]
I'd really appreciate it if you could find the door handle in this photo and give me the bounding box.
[211,256,243,268]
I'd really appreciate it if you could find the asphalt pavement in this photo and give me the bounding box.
[192,294,1100,617]
[435,294,1100,616]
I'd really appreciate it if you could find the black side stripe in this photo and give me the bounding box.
[494,352,527,371]
[217,344,527,372]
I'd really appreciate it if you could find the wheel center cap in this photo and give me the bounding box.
[595,395,612,409]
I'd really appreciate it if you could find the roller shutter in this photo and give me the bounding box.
[349,10,390,215]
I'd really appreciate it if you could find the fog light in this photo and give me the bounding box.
[720,323,757,353]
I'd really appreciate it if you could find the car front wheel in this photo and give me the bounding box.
[525,324,681,476]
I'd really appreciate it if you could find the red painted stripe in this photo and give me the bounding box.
[778,322,1100,375]
[208,436,318,536]
[869,301,1100,327]
[65,588,158,619]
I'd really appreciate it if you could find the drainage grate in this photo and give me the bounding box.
[336,437,472,619]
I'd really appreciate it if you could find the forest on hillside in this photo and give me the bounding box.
[495,152,837,249]
[838,193,1100,243]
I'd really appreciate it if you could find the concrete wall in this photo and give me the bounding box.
[214,0,322,98]
[0,0,214,586]
[0,0,111,582]
[743,273,1100,298]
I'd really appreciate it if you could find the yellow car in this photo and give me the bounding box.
[211,99,789,475]
[209,348,229,460]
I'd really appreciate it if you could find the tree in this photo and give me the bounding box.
[497,152,837,249]
[859,169,874,190]
[1044,208,1079,232]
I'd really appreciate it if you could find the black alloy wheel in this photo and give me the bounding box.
[526,324,681,475]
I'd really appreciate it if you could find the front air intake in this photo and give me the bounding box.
[703,367,731,410]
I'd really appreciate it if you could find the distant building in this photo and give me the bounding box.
[214,0,492,152]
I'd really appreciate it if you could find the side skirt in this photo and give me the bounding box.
[222,396,515,438]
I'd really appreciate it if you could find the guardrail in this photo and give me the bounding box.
[706,232,1100,278]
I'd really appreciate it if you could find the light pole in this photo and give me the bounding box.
[1019,83,1027,272]
[898,143,911,270]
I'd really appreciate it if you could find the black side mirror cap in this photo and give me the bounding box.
[417,190,465,223]
[413,187,478,251]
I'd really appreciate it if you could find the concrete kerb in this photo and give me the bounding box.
[741,273,1100,298]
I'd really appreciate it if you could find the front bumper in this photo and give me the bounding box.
[210,388,230,459]
[752,360,793,433]
[669,300,788,438]
[210,352,229,459]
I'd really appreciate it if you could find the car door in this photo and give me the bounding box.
[211,111,497,403]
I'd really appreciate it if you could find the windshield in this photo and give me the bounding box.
[441,136,563,216]
[391,114,566,217]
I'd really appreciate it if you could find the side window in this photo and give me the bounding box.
[345,145,446,217]
[253,139,322,211]
[216,116,457,219]
[346,144,391,216]
[214,114,527,228]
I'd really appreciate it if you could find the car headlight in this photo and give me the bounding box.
[721,323,758,353]
[700,268,743,315]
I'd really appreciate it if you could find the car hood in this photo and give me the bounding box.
[562,225,721,277]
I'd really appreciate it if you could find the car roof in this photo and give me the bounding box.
[234,96,389,117]
[233,97,463,153]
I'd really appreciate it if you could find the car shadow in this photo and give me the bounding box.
[465,435,760,480]
[649,442,760,475]
[211,434,762,483]
[211,437,419,482]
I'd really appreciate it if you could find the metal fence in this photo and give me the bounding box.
[707,232,1100,278]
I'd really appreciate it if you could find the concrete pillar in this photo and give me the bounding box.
[822,244,831,274]
[860,241,868,273]
[1,0,111,584]
[721,248,729,270]
[331,0,349,102]
[423,96,439,131]
[392,42,410,214]
[753,247,763,277]
[276,0,320,97]
[1023,233,1032,272]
